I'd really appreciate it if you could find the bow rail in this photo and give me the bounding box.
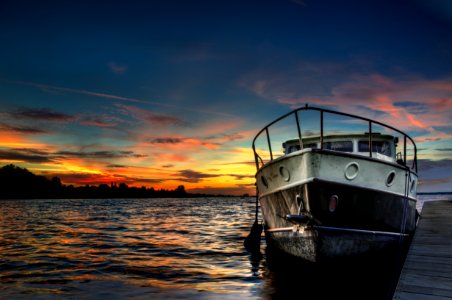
[252,105,417,173]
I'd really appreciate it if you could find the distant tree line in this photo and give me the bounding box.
[0,164,201,199]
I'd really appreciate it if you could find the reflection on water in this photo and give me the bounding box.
[0,198,261,299]
[1,196,445,299]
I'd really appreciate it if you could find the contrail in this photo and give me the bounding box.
[3,79,236,118]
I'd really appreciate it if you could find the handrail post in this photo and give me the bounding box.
[254,152,259,170]
[320,110,324,149]
[266,128,273,161]
[404,136,407,166]
[251,105,418,173]
[295,111,303,149]
[414,144,417,172]
[369,121,372,158]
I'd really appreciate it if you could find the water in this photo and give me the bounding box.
[0,196,450,299]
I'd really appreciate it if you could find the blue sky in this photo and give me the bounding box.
[0,0,451,194]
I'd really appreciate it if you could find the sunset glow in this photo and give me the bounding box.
[0,0,451,194]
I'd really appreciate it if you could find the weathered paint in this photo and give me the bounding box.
[258,149,418,261]
[257,149,417,200]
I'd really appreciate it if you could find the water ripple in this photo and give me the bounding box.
[0,198,261,299]
[0,196,422,299]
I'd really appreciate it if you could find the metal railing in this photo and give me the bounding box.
[252,105,418,172]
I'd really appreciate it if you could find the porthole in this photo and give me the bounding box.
[261,176,269,188]
[344,162,359,180]
[386,171,396,187]
[410,179,416,193]
[279,166,290,182]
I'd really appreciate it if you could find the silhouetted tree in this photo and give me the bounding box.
[0,164,230,199]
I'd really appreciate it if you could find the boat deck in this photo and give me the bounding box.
[393,200,452,299]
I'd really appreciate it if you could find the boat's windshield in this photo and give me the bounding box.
[324,141,353,152]
[358,140,391,156]
[285,140,354,154]
[284,137,394,161]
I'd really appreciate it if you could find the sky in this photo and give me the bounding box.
[0,0,451,195]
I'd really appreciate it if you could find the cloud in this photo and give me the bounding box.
[107,164,128,168]
[148,135,220,150]
[415,133,452,143]
[280,75,451,133]
[0,148,53,163]
[176,169,221,183]
[150,137,184,144]
[241,61,452,134]
[56,150,147,159]
[5,108,121,130]
[204,132,245,142]
[6,80,235,117]
[0,122,48,134]
[219,161,256,166]
[10,108,75,122]
[417,159,452,171]
[228,173,255,180]
[146,112,184,126]
[420,178,452,185]
[417,159,452,193]
[0,147,148,163]
[79,116,117,127]
[153,153,190,163]
[433,125,452,134]
[393,101,429,114]
[174,169,254,184]
[108,62,127,75]
[119,105,185,126]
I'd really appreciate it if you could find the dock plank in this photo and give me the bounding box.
[393,200,452,299]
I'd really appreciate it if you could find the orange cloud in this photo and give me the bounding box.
[152,153,191,163]
[0,132,33,147]
[276,74,452,135]
[405,113,429,129]
[148,135,220,151]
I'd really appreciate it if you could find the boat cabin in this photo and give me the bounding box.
[283,133,399,163]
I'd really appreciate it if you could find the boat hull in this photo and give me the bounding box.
[266,225,407,262]
[257,151,417,262]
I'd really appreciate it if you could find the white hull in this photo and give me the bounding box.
[257,150,417,262]
[251,106,419,262]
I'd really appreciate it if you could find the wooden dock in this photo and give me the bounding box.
[393,200,452,299]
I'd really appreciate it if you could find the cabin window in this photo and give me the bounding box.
[323,141,353,152]
[286,142,318,154]
[287,145,301,153]
[358,141,392,156]
[304,143,318,149]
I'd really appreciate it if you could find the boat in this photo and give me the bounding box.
[251,105,418,262]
